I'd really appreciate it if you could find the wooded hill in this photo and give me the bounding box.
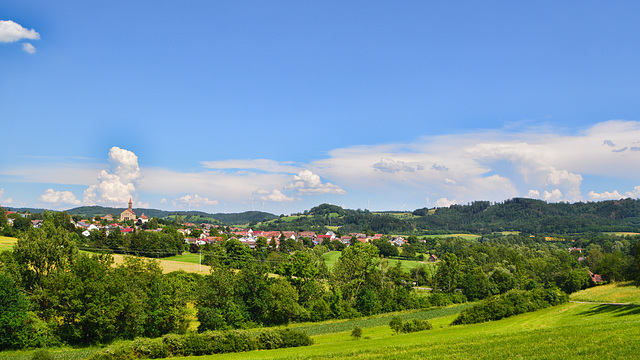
[7,206,279,225]
[258,198,640,235]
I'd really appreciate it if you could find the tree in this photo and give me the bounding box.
[351,326,362,340]
[389,316,402,334]
[331,244,380,303]
[0,273,35,349]
[435,253,461,292]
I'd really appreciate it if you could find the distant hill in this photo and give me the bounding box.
[6,205,278,225]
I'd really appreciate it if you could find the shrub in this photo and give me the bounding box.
[351,326,362,339]
[257,329,283,350]
[451,288,569,326]
[389,316,403,334]
[400,319,432,333]
[278,328,313,348]
[31,349,54,360]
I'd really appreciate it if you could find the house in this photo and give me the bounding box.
[120,199,136,221]
[589,271,603,283]
[428,254,438,262]
[102,214,114,221]
[138,213,149,224]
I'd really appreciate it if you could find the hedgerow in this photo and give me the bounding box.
[88,328,312,359]
[451,288,568,326]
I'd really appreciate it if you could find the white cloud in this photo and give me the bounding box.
[38,188,81,206]
[526,189,540,198]
[435,198,457,207]
[256,189,294,202]
[160,198,167,204]
[22,42,36,54]
[588,190,625,201]
[0,20,40,43]
[0,188,13,205]
[287,170,346,195]
[626,186,640,198]
[542,189,564,202]
[83,147,142,206]
[172,194,218,208]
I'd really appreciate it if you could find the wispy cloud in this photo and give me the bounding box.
[0,188,13,206]
[172,194,218,208]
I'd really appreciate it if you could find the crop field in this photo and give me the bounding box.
[570,281,640,304]
[0,236,17,252]
[604,232,640,236]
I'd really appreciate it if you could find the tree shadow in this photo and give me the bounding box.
[577,304,640,317]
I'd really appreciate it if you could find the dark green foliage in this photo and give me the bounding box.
[400,319,432,333]
[30,349,55,360]
[89,328,312,359]
[389,316,403,334]
[451,288,569,326]
[351,326,362,339]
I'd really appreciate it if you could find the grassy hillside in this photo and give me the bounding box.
[174,302,640,360]
[570,282,640,304]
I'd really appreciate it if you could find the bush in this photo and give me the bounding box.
[278,329,313,348]
[400,319,432,333]
[351,326,362,339]
[257,329,283,350]
[451,288,569,326]
[389,316,403,334]
[31,349,54,360]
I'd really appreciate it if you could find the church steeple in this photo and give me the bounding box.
[128,198,133,211]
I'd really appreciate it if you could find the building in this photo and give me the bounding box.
[120,199,136,222]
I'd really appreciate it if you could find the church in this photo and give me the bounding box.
[120,198,136,221]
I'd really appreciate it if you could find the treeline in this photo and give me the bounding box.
[257,198,640,235]
[413,198,640,234]
[258,204,415,234]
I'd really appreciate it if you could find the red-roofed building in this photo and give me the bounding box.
[120,199,136,221]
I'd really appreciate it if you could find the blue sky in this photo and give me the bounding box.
[2,1,640,214]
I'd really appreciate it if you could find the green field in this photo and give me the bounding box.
[570,281,640,304]
[323,251,437,272]
[421,233,481,240]
[159,301,640,360]
[164,252,202,264]
[0,236,17,252]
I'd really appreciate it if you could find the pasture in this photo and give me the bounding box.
[0,236,17,252]
[174,302,640,360]
[323,250,436,272]
[570,281,640,304]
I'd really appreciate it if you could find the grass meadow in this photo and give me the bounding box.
[0,236,17,252]
[570,281,640,304]
[322,251,434,272]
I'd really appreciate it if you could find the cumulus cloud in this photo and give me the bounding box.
[542,189,564,202]
[287,170,346,195]
[435,197,457,207]
[588,190,625,201]
[626,186,640,198]
[0,188,13,205]
[526,189,540,198]
[256,189,294,202]
[0,20,40,43]
[38,188,81,206]
[172,194,218,208]
[83,147,142,206]
[160,198,167,204]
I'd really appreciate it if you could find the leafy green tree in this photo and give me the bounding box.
[0,272,35,349]
[435,253,461,292]
[389,316,403,334]
[266,278,306,325]
[351,326,362,340]
[331,244,380,304]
